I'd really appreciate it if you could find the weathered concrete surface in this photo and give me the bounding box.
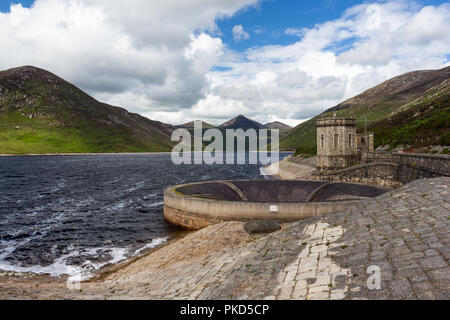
[1,177,448,300]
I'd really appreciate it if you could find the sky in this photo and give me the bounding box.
[0,0,449,126]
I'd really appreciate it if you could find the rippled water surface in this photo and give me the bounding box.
[0,153,290,277]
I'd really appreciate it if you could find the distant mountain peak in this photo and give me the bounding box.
[219,115,265,130]
[264,121,293,130]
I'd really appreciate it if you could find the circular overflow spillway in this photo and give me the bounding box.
[164,180,388,230]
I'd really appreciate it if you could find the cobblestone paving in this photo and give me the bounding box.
[0,177,448,300]
[170,177,450,300]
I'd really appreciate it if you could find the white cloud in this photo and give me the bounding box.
[0,0,257,112]
[284,28,302,37]
[232,24,250,42]
[177,0,450,125]
[0,0,449,127]
[253,25,265,34]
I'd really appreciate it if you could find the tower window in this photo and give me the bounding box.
[349,134,352,147]
[321,135,324,148]
[334,134,339,148]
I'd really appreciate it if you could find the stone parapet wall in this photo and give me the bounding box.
[361,151,393,163]
[312,163,403,188]
[392,153,450,175]
[313,156,450,188]
[362,152,450,176]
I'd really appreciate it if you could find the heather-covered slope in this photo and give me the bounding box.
[280,66,450,154]
[0,66,175,154]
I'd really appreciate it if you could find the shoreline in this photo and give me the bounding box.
[0,228,192,294]
[0,156,301,279]
[88,228,192,282]
[1,176,449,299]
[0,156,299,285]
[0,151,295,157]
[0,221,260,300]
[0,154,295,278]
[0,152,174,157]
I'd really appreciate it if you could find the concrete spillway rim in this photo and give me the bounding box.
[164,180,391,230]
[166,179,389,206]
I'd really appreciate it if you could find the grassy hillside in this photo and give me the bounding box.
[280,66,450,155]
[0,66,175,154]
[369,79,450,149]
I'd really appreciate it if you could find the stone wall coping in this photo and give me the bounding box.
[316,118,357,127]
[314,160,449,178]
[365,151,450,160]
[317,118,357,121]
[312,162,399,176]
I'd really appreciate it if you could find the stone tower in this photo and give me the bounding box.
[316,118,358,171]
[357,133,375,152]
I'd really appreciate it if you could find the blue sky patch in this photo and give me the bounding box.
[212,0,449,52]
[0,0,35,12]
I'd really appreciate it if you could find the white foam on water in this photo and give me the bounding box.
[107,199,133,210]
[134,237,168,256]
[259,167,270,179]
[0,238,169,280]
[0,249,86,278]
[148,201,164,207]
[77,247,129,280]
[104,178,122,185]
[123,180,147,193]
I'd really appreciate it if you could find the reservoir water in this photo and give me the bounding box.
[0,152,291,278]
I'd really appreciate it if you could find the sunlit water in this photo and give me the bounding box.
[0,152,291,278]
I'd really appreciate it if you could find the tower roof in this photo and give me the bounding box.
[317,118,357,127]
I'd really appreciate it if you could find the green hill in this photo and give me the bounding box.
[0,66,175,154]
[280,66,450,155]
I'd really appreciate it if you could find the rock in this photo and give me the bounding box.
[244,220,281,234]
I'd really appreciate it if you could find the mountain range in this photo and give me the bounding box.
[177,116,292,131]
[1,65,448,155]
